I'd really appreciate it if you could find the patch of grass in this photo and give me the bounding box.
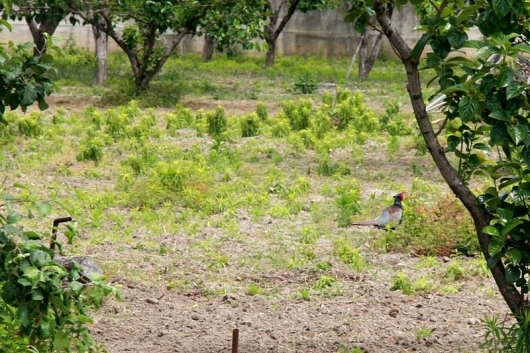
[247,283,266,296]
[390,273,414,295]
[416,327,434,339]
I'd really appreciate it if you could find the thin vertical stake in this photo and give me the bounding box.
[232,328,239,353]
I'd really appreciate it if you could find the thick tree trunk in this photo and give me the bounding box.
[25,17,59,56]
[373,0,523,315]
[265,39,276,67]
[92,25,108,86]
[202,34,215,62]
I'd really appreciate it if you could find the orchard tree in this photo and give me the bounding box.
[264,0,338,67]
[0,0,71,56]
[70,0,257,91]
[201,0,268,61]
[346,0,530,319]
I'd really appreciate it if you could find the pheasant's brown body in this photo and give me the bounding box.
[351,193,405,229]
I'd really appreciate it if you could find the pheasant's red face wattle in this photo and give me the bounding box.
[399,192,405,201]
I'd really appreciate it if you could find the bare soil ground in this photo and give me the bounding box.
[47,95,509,353]
[92,254,505,353]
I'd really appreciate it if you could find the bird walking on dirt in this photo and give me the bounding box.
[351,192,405,229]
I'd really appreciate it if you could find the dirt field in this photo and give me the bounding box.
[91,254,506,353]
[42,95,510,353]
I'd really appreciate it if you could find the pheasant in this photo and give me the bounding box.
[351,192,405,229]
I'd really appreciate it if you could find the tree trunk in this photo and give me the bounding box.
[25,17,59,56]
[372,0,523,315]
[358,29,369,79]
[358,30,384,80]
[92,25,108,86]
[202,34,215,62]
[265,38,276,67]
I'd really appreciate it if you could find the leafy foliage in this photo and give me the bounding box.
[0,188,119,352]
[0,32,58,124]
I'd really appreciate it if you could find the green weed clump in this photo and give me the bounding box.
[293,73,318,94]
[207,106,228,137]
[335,180,361,227]
[256,102,268,121]
[77,132,106,166]
[17,112,43,137]
[240,113,260,137]
[166,104,195,134]
[281,99,313,131]
[333,239,365,272]
[333,89,379,132]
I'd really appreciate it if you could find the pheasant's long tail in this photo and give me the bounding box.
[351,219,379,226]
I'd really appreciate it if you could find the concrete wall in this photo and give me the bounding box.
[0,5,423,57]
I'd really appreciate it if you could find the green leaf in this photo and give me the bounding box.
[496,207,513,222]
[524,146,530,166]
[501,219,523,237]
[497,67,514,88]
[447,135,461,151]
[31,290,44,301]
[6,212,22,224]
[507,81,525,100]
[21,85,38,107]
[505,264,521,283]
[447,29,468,50]
[457,4,483,24]
[412,33,430,61]
[483,225,500,237]
[507,124,527,145]
[512,43,530,55]
[488,239,504,256]
[35,201,52,217]
[476,46,498,61]
[17,305,31,328]
[459,96,479,121]
[30,249,51,267]
[70,280,84,294]
[23,231,41,240]
[490,124,507,144]
[506,248,522,265]
[431,38,451,59]
[52,329,71,351]
[23,267,40,281]
[492,0,514,18]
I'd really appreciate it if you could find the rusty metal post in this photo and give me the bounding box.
[50,217,72,250]
[232,328,239,353]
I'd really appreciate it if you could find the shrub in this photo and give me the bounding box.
[333,89,379,132]
[77,134,105,166]
[256,102,268,121]
[280,99,313,131]
[0,190,119,351]
[240,113,260,137]
[335,180,361,227]
[207,106,228,137]
[17,112,43,137]
[293,73,318,94]
[166,104,194,134]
